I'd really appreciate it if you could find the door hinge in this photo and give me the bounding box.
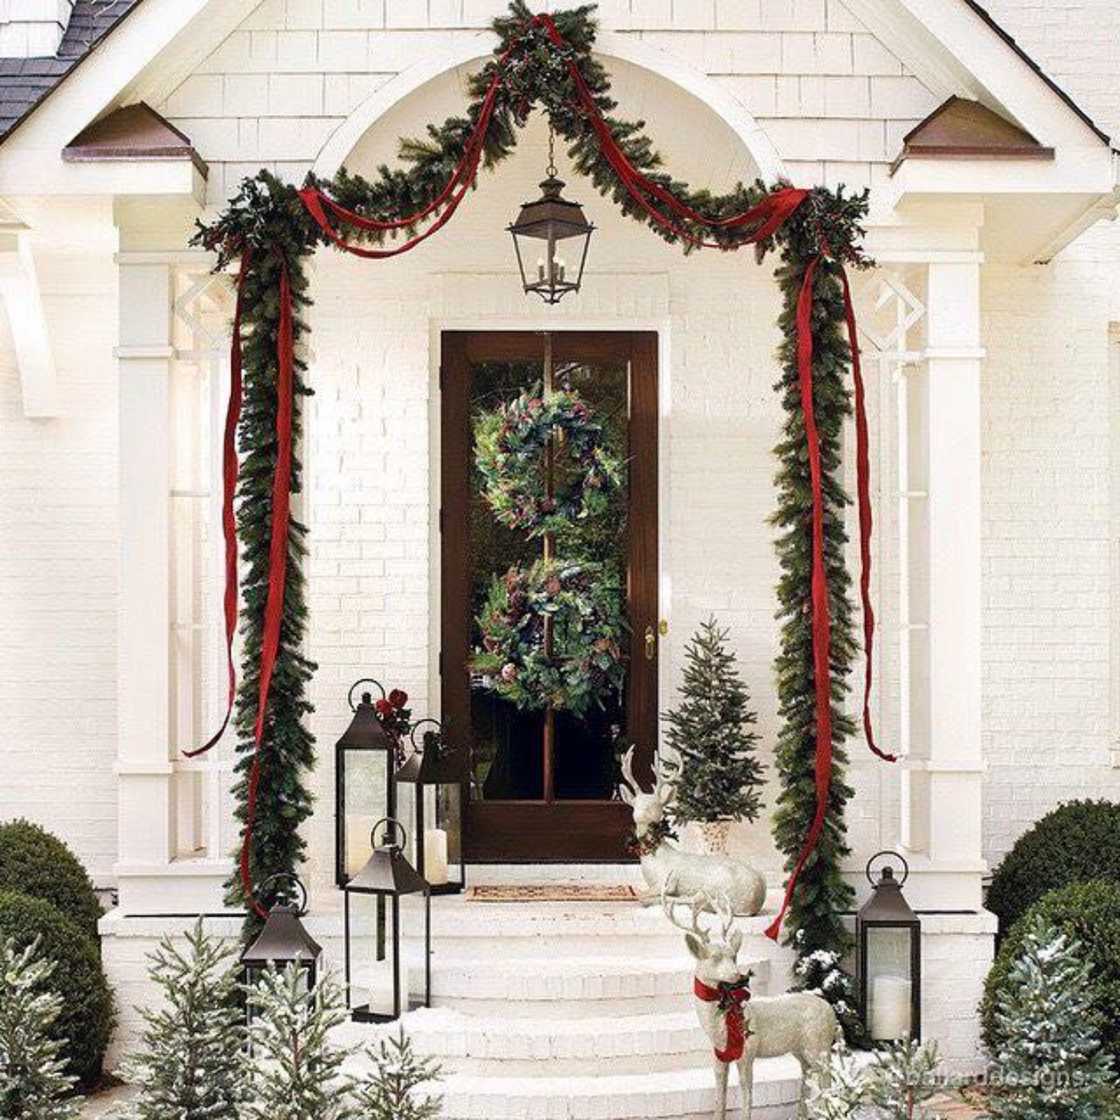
[438,506,444,533]
[438,365,446,391]
[438,650,444,677]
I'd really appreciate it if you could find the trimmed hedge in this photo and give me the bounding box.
[987,800,1120,937]
[0,819,104,942]
[0,890,115,1087]
[981,880,1120,1065]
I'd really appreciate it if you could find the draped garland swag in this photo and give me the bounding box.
[192,0,894,946]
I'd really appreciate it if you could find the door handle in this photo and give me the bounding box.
[644,625,656,661]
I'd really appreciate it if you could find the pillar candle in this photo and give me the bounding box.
[869,975,912,1041]
[345,814,377,878]
[424,827,449,886]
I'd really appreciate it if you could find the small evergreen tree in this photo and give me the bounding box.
[349,1030,442,1120]
[793,941,869,1048]
[803,1042,867,1119]
[988,915,1115,1120]
[117,919,245,1120]
[0,937,78,1120]
[864,1040,941,1119]
[662,617,765,823]
[244,964,353,1120]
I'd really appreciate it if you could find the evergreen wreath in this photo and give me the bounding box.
[471,558,627,715]
[474,383,624,537]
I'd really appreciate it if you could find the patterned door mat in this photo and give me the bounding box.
[466,884,639,903]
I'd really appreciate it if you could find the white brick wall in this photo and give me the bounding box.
[0,211,119,883]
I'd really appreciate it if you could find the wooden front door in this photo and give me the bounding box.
[441,331,659,862]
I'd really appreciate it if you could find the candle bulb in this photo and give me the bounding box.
[536,256,545,282]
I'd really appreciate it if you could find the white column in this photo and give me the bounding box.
[903,255,987,910]
[113,201,231,915]
[114,255,177,910]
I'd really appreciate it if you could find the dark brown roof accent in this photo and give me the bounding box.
[0,0,141,141]
[891,95,1055,174]
[62,101,207,177]
[964,0,1110,146]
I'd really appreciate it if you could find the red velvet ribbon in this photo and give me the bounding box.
[197,11,892,927]
[694,976,753,1063]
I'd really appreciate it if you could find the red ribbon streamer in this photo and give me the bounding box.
[197,11,892,928]
[694,976,753,1063]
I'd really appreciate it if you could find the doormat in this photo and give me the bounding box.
[466,884,639,903]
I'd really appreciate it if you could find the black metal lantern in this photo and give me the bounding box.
[336,678,399,888]
[241,874,322,1016]
[508,126,594,304]
[343,818,431,1023]
[395,719,466,896]
[857,851,922,1044]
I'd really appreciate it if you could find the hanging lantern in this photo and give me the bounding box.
[335,678,400,888]
[342,817,431,1023]
[241,873,322,1021]
[857,851,922,1044]
[508,125,594,304]
[395,719,466,896]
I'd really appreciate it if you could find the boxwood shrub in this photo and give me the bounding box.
[0,890,115,1087]
[981,879,1120,1065]
[0,819,104,942]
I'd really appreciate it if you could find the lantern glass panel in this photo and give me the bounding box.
[339,746,394,880]
[865,925,916,1043]
[346,891,409,1021]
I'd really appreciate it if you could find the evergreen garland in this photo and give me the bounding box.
[770,231,862,961]
[194,1,871,960]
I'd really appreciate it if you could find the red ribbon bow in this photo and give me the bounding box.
[694,976,753,1063]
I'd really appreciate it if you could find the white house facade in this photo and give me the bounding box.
[2,0,1120,1111]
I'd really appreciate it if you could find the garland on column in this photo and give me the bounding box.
[191,1,893,955]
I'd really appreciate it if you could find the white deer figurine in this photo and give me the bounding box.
[663,886,841,1120]
[620,746,766,916]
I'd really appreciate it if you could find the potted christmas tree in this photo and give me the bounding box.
[663,617,766,853]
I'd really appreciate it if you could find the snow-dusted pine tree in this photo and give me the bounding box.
[988,915,1115,1120]
[662,617,765,824]
[792,936,868,1048]
[803,1042,867,1119]
[119,919,245,1120]
[0,937,78,1120]
[243,964,353,1120]
[863,1040,941,1119]
[349,1030,442,1120]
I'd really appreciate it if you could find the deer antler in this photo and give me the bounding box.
[714,892,736,943]
[620,745,641,796]
[661,876,712,944]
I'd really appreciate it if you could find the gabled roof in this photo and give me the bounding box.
[963,0,1109,145]
[0,0,141,141]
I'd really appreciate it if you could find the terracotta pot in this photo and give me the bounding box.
[695,819,733,854]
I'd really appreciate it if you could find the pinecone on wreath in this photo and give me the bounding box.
[662,617,766,851]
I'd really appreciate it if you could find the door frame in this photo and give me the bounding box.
[437,328,661,862]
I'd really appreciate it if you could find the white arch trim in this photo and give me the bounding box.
[312,30,785,185]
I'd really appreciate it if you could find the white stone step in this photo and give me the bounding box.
[353,954,772,1018]
[434,1061,804,1120]
[402,1007,715,1075]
